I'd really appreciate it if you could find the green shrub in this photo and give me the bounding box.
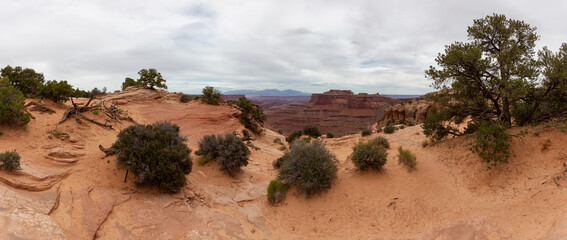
[273,155,286,169]
[302,136,312,143]
[361,129,373,136]
[399,125,405,129]
[201,86,221,105]
[93,110,99,115]
[351,142,387,171]
[277,129,283,135]
[121,77,140,90]
[267,179,288,204]
[0,77,31,126]
[180,94,192,103]
[398,147,417,171]
[196,133,250,174]
[285,130,302,143]
[326,132,334,138]
[376,128,382,133]
[241,129,251,140]
[111,122,192,193]
[37,80,74,102]
[470,121,511,167]
[197,155,212,165]
[279,145,286,151]
[303,125,321,138]
[273,138,282,144]
[277,140,337,197]
[0,150,21,171]
[236,97,266,134]
[368,136,390,149]
[384,125,396,134]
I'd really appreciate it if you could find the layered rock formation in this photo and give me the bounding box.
[383,100,433,125]
[265,90,399,137]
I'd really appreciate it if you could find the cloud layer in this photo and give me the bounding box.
[1,0,566,94]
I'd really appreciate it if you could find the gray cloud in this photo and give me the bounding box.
[1,0,566,94]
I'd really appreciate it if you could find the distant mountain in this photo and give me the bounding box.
[223,89,310,96]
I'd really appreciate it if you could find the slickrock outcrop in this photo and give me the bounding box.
[265,90,399,137]
[383,100,433,125]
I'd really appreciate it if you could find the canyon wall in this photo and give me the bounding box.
[264,90,399,137]
[382,100,434,125]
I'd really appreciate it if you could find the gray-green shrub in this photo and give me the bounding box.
[351,142,387,171]
[196,133,250,174]
[276,140,337,197]
[398,146,417,171]
[267,179,288,204]
[368,136,390,149]
[0,150,21,171]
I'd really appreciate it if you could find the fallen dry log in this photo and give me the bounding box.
[24,102,56,114]
[57,97,136,129]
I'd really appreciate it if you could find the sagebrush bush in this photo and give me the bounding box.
[303,125,321,138]
[0,77,31,126]
[201,86,221,105]
[326,132,334,138]
[398,146,417,171]
[267,179,288,204]
[361,129,373,136]
[277,140,337,197]
[241,129,251,140]
[274,138,282,144]
[180,94,192,103]
[236,97,266,134]
[368,136,390,149]
[351,142,387,171]
[196,133,250,174]
[384,125,396,134]
[376,128,382,133]
[112,122,192,193]
[0,150,21,171]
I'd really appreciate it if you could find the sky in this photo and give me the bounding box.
[1,0,566,94]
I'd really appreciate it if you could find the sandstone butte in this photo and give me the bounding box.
[1,87,567,239]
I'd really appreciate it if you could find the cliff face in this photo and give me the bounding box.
[383,100,433,125]
[265,90,399,137]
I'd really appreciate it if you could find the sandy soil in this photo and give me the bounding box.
[1,89,567,239]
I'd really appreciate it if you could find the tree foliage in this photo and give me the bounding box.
[424,14,567,165]
[112,122,192,193]
[122,77,139,90]
[137,68,167,89]
[0,65,44,97]
[201,86,221,105]
[37,80,75,102]
[0,77,31,126]
[302,125,321,138]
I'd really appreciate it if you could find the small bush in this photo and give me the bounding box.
[361,129,373,136]
[273,155,287,169]
[241,129,251,140]
[398,147,417,171]
[470,121,511,167]
[180,94,192,103]
[399,125,405,129]
[302,125,321,138]
[368,136,390,149]
[111,122,192,193]
[302,136,312,143]
[237,97,266,134]
[277,140,337,197]
[326,132,334,138]
[93,110,99,115]
[201,86,221,105]
[279,145,286,151]
[267,179,288,204]
[0,77,31,126]
[285,130,302,143]
[351,142,387,171]
[196,133,250,174]
[197,155,212,165]
[273,138,282,144]
[421,140,429,148]
[37,80,74,102]
[376,128,382,133]
[277,129,283,135]
[384,125,396,134]
[0,150,21,171]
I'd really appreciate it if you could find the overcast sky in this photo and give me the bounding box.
[1,0,566,94]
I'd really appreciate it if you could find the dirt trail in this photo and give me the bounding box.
[1,90,567,239]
